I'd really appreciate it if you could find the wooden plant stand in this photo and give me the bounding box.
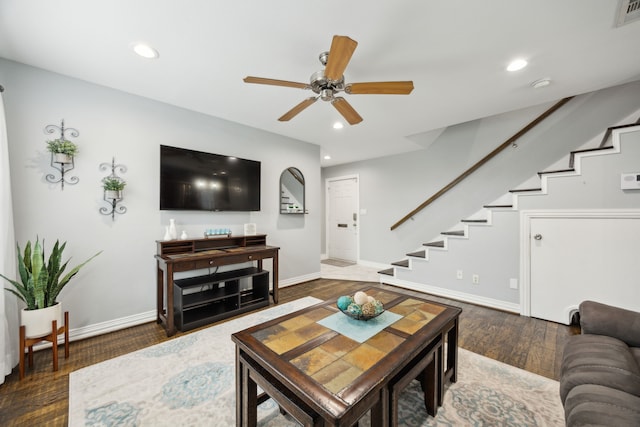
[19,311,69,380]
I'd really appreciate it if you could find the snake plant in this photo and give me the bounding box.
[1,238,101,310]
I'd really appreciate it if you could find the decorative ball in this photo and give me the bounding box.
[367,295,375,303]
[354,291,369,305]
[347,303,363,316]
[373,300,384,315]
[337,295,353,311]
[361,302,376,316]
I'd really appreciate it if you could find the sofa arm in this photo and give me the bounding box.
[579,301,640,347]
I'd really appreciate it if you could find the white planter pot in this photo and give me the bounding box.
[21,303,63,339]
[54,153,73,164]
[105,189,122,200]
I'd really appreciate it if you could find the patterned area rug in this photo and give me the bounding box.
[69,297,564,426]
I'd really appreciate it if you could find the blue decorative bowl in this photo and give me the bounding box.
[339,307,384,321]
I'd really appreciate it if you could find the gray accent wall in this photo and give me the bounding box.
[1,58,321,334]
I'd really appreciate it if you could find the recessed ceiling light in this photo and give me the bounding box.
[324,155,331,160]
[531,78,551,89]
[333,122,344,129]
[507,59,528,72]
[132,43,159,59]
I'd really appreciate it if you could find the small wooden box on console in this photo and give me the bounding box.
[155,234,279,336]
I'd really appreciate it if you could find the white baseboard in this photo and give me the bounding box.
[38,265,515,353]
[71,310,157,341]
[33,310,157,351]
[381,276,520,313]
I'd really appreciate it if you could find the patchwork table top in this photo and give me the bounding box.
[238,287,454,398]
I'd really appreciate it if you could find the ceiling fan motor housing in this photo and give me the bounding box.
[310,70,345,100]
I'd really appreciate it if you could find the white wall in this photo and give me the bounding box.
[322,81,640,310]
[322,81,640,268]
[0,58,321,336]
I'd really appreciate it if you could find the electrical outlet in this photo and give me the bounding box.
[456,270,463,280]
[510,278,518,289]
[472,274,480,284]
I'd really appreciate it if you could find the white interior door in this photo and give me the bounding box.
[527,212,640,324]
[327,177,358,262]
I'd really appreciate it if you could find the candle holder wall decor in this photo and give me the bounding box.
[44,119,79,190]
[99,157,127,220]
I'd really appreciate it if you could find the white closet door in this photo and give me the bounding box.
[530,215,640,324]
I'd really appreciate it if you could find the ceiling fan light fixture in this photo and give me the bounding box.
[333,122,344,129]
[321,89,334,101]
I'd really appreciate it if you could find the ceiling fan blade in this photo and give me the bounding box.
[346,81,414,95]
[331,97,363,125]
[324,35,358,81]
[278,97,318,121]
[244,76,309,89]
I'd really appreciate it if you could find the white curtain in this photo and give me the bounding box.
[0,88,19,383]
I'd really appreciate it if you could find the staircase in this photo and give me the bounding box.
[379,120,640,314]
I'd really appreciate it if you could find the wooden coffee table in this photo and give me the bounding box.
[232,287,461,426]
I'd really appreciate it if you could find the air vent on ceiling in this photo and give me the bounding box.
[616,0,640,27]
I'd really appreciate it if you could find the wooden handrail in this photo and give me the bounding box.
[390,97,574,231]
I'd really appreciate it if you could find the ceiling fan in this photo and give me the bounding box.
[243,35,414,125]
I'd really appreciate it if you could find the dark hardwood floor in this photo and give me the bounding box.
[0,279,579,426]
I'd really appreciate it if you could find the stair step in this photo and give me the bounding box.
[509,188,542,193]
[570,145,616,156]
[599,123,640,147]
[423,241,445,248]
[441,230,465,236]
[378,268,394,276]
[391,260,409,268]
[538,168,574,177]
[406,250,426,258]
[569,146,614,167]
[461,219,488,224]
[483,204,513,209]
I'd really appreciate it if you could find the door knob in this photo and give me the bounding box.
[534,234,543,240]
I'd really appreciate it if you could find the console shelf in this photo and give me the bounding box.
[173,267,269,331]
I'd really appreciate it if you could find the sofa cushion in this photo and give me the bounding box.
[632,347,640,368]
[560,334,640,402]
[565,384,640,427]
[580,300,640,347]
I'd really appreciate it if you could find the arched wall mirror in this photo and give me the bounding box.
[280,167,305,214]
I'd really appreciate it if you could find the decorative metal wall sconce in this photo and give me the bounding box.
[45,119,79,190]
[99,157,127,220]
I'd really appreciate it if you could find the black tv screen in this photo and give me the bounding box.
[160,145,261,211]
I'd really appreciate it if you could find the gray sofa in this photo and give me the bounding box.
[560,300,640,426]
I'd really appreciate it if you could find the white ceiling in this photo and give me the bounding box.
[1,1,639,166]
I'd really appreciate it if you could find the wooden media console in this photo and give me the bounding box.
[155,234,279,336]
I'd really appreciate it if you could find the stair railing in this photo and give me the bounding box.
[390,97,574,231]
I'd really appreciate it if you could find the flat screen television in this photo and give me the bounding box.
[160,145,261,211]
